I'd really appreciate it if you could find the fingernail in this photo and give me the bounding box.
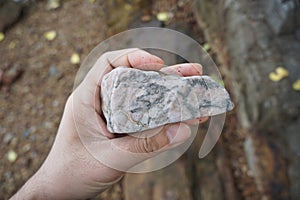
[191,64,203,75]
[166,124,191,144]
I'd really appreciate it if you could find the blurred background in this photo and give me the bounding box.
[0,0,299,199]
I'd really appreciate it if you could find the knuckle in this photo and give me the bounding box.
[136,136,160,153]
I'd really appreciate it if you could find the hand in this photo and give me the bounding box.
[11,49,207,199]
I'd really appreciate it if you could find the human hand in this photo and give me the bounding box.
[11,49,207,199]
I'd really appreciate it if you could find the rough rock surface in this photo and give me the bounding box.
[194,0,300,199]
[101,67,234,133]
[0,0,23,32]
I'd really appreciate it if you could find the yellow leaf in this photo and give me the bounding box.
[269,67,289,82]
[0,32,5,42]
[7,150,18,163]
[70,53,80,64]
[276,67,289,78]
[292,79,300,91]
[89,0,96,3]
[8,40,18,49]
[269,72,281,82]
[46,0,60,10]
[157,12,173,22]
[203,43,211,51]
[44,30,57,41]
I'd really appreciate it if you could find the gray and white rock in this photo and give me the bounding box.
[101,67,234,133]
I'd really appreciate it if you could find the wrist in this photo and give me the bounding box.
[10,172,51,200]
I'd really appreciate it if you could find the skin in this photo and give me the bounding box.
[11,49,207,199]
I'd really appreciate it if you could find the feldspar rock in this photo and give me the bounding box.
[101,67,234,133]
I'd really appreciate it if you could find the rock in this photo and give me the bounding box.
[123,161,193,200]
[296,28,300,41]
[52,99,59,107]
[44,121,54,129]
[22,143,31,153]
[0,0,23,32]
[3,133,14,145]
[0,63,24,91]
[4,171,12,179]
[22,129,30,138]
[101,67,234,133]
[266,0,298,35]
[48,65,57,76]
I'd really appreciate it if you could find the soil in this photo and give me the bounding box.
[0,0,250,200]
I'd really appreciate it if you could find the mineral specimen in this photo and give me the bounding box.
[101,67,234,133]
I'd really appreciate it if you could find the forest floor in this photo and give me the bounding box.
[0,0,257,199]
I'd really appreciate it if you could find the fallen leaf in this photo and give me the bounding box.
[269,66,289,82]
[7,150,18,163]
[0,32,5,42]
[156,12,173,22]
[203,43,211,51]
[89,0,96,3]
[292,79,300,91]
[275,67,289,78]
[269,72,281,82]
[46,0,61,10]
[44,30,57,41]
[8,40,18,49]
[70,53,80,64]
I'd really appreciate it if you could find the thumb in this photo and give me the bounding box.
[110,123,191,170]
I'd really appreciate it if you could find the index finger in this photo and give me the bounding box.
[84,48,164,87]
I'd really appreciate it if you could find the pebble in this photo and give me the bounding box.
[22,143,31,153]
[44,121,54,129]
[48,65,57,76]
[52,99,59,107]
[10,137,18,147]
[247,170,254,177]
[4,171,12,179]
[22,86,30,93]
[22,129,30,139]
[0,125,6,134]
[29,151,38,159]
[7,114,15,122]
[29,126,37,134]
[7,150,18,163]
[30,135,36,142]
[3,133,14,145]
